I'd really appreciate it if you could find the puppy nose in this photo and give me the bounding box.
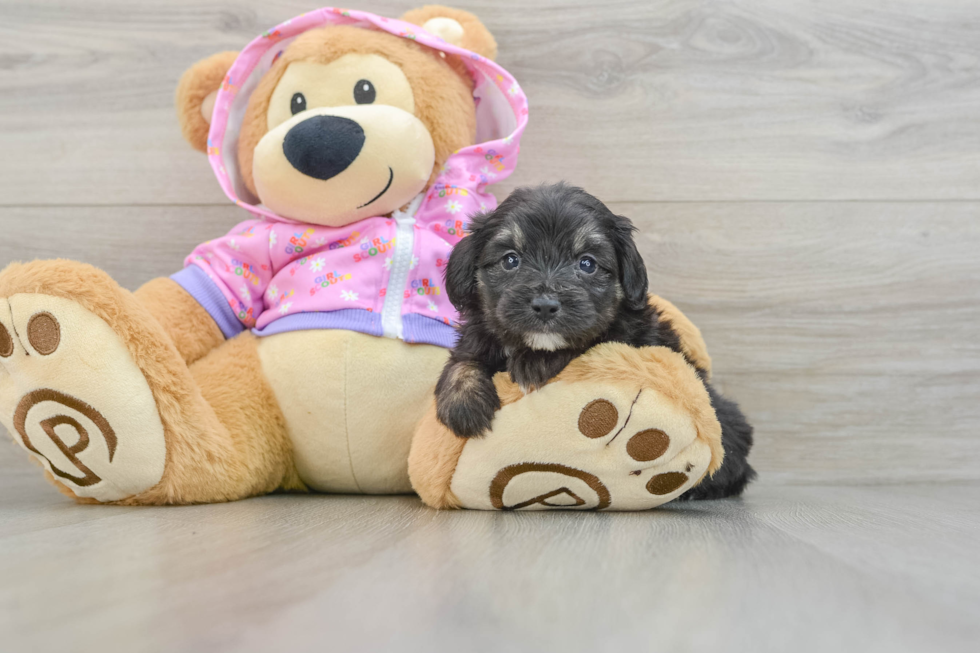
[283,115,365,181]
[531,296,561,321]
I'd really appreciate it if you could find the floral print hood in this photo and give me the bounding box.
[172,7,528,348]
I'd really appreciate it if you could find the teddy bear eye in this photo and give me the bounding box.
[354,79,376,105]
[501,253,520,271]
[579,256,597,274]
[290,92,307,115]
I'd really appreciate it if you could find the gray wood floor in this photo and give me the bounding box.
[1,1,979,650]
[1,468,978,653]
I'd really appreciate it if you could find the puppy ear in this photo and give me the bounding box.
[613,216,650,311]
[445,227,482,312]
[175,51,238,152]
[401,6,498,60]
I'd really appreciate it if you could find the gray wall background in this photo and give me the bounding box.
[2,0,978,483]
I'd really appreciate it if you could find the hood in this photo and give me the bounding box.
[206,7,528,224]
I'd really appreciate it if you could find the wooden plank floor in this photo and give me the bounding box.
[1,1,979,650]
[1,469,978,653]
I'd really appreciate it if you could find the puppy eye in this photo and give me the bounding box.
[579,256,597,274]
[290,92,307,115]
[501,253,520,271]
[354,79,376,105]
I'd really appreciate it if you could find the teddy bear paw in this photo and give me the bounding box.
[0,293,166,502]
[448,380,713,511]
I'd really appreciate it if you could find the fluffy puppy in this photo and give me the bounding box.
[436,182,755,499]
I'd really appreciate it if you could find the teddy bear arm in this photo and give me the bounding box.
[133,277,225,366]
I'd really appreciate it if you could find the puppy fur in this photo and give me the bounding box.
[436,182,755,500]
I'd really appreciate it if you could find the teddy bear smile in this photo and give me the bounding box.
[357,166,394,209]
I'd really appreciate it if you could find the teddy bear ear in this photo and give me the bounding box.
[174,51,239,152]
[401,6,498,61]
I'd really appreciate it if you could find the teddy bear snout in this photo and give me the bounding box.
[252,104,435,225]
[283,115,365,181]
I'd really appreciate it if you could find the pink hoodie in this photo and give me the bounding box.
[171,7,527,348]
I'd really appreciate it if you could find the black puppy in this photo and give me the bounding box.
[435,182,755,500]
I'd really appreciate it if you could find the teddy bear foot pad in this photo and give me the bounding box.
[450,378,713,511]
[0,294,167,502]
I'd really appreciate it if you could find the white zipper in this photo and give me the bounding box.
[381,193,424,339]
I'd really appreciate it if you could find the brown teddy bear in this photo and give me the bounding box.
[0,6,729,510]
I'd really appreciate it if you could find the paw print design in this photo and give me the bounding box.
[575,397,696,498]
[449,377,714,511]
[0,293,167,502]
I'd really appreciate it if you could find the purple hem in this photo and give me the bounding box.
[251,311,457,348]
[402,314,459,348]
[251,309,383,338]
[171,266,244,339]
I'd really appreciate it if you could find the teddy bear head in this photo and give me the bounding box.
[175,6,497,227]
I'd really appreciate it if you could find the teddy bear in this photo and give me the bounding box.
[0,6,741,510]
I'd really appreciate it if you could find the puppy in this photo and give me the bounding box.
[436,182,755,499]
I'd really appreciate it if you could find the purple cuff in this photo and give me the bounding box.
[171,266,244,340]
[402,314,459,348]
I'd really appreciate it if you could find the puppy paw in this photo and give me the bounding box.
[436,390,499,437]
[435,361,500,437]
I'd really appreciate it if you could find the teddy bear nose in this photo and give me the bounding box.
[282,115,365,181]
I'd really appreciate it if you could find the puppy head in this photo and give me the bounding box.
[446,182,649,351]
